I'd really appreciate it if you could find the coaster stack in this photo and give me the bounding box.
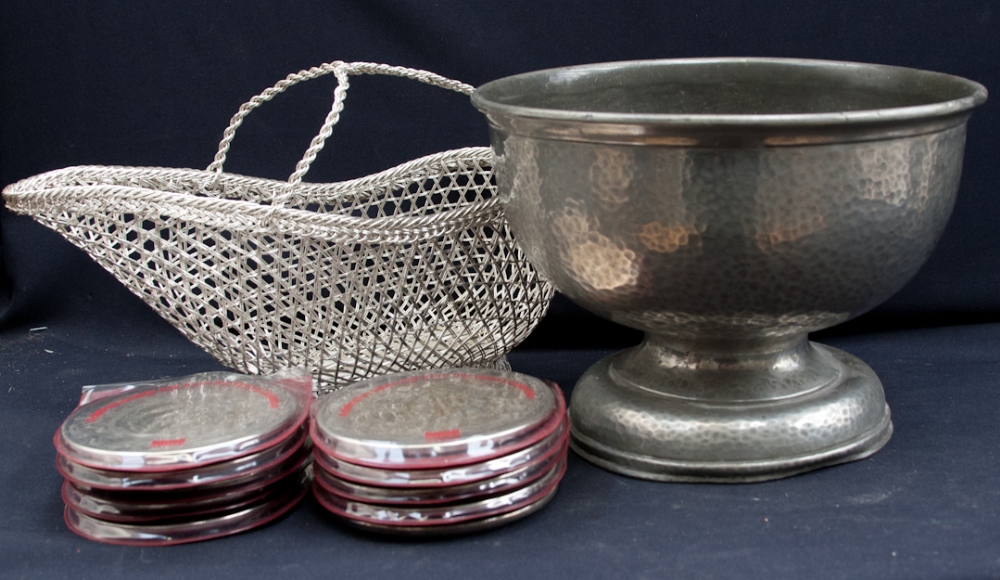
[310,369,569,535]
[55,375,313,545]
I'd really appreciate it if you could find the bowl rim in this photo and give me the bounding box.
[471,57,988,128]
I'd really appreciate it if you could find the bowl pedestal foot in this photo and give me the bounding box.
[569,335,893,482]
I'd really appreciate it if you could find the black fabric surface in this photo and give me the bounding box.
[1,322,999,578]
[1,0,998,339]
[2,1,999,578]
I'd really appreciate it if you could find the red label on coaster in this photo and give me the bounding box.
[424,429,461,441]
[85,381,280,424]
[86,390,158,423]
[149,438,187,448]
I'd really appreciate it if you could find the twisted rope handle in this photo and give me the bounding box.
[202,61,475,204]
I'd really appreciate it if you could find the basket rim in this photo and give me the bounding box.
[3,147,505,243]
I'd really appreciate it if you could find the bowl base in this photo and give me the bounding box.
[569,342,893,482]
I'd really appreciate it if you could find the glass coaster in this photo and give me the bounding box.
[313,456,566,528]
[339,487,558,537]
[313,435,566,505]
[314,421,567,488]
[62,463,312,523]
[58,429,310,492]
[57,374,309,471]
[312,369,564,469]
[64,478,309,546]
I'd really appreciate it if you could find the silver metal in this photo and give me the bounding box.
[329,486,559,536]
[64,477,310,546]
[313,444,564,505]
[311,369,561,468]
[313,423,567,488]
[58,378,308,471]
[312,457,566,527]
[62,465,312,523]
[2,61,555,394]
[473,58,987,482]
[58,432,312,491]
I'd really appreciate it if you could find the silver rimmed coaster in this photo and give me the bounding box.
[57,376,308,471]
[64,476,310,546]
[313,456,567,528]
[63,465,312,523]
[314,440,566,505]
[312,369,562,468]
[333,486,559,537]
[57,427,311,491]
[314,421,567,488]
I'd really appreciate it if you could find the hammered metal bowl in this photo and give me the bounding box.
[473,58,987,482]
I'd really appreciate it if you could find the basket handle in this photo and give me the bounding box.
[202,61,475,201]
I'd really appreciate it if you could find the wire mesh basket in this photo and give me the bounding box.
[2,60,554,393]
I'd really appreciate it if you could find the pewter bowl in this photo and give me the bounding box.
[473,58,987,482]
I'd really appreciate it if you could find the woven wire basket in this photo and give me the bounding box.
[2,61,554,393]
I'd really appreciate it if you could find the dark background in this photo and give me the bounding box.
[1,1,998,578]
[2,0,997,344]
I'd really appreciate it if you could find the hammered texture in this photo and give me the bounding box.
[476,58,983,480]
[496,126,965,340]
[573,347,887,462]
[492,126,960,476]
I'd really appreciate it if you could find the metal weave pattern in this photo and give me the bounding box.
[2,61,553,392]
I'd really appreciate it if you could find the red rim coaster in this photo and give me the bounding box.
[313,456,567,528]
[333,487,559,536]
[56,372,311,472]
[311,369,564,469]
[63,466,312,523]
[314,420,567,488]
[57,426,311,492]
[64,479,310,546]
[314,441,565,505]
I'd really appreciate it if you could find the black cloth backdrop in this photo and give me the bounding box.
[2,0,998,340]
[1,1,998,578]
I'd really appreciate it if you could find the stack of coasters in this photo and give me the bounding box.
[310,369,569,535]
[54,371,313,546]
